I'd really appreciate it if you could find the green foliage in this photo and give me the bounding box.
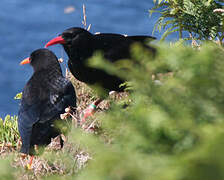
[150,0,224,42]
[179,128,224,180]
[71,42,224,180]
[0,115,19,179]
[0,156,16,180]
[0,115,19,146]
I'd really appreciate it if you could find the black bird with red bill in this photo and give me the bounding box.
[45,27,156,121]
[45,27,156,92]
[18,48,76,155]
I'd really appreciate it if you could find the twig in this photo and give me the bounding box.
[213,9,224,13]
[85,119,97,131]
[82,4,91,31]
[0,143,15,147]
[82,4,87,29]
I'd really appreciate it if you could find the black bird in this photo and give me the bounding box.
[45,27,156,92]
[45,27,156,121]
[18,48,76,157]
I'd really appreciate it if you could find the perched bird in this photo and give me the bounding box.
[45,27,156,121]
[18,48,76,159]
[45,27,156,91]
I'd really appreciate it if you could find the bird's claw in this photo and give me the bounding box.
[20,153,33,170]
[26,163,32,170]
[26,155,34,170]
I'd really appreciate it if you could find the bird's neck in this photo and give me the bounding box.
[33,66,62,84]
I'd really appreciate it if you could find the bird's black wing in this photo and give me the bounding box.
[127,35,156,42]
[93,33,156,62]
[18,91,42,154]
[94,33,156,44]
[39,77,76,123]
[18,74,50,154]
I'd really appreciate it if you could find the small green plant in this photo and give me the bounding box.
[14,92,22,100]
[0,115,19,147]
[150,0,224,43]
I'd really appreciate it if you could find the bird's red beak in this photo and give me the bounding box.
[45,36,66,48]
[20,57,31,65]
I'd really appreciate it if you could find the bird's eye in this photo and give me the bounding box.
[62,33,72,39]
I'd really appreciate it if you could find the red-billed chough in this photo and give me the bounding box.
[18,48,76,157]
[45,27,156,121]
[45,27,156,92]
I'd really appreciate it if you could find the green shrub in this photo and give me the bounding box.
[0,115,19,147]
[150,0,224,42]
[65,42,224,180]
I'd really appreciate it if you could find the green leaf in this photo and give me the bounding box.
[14,92,22,100]
[161,26,179,41]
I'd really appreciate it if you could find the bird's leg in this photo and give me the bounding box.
[27,155,34,170]
[80,98,102,124]
[109,91,117,100]
[20,153,34,170]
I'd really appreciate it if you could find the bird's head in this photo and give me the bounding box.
[45,27,92,48]
[20,48,61,72]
